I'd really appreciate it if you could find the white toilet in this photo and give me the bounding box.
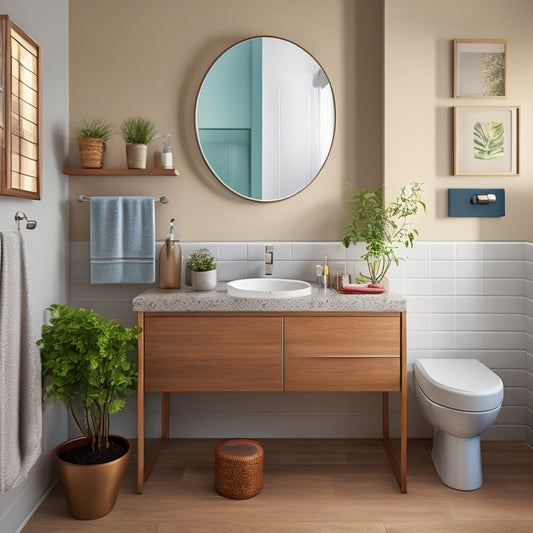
[413,358,503,491]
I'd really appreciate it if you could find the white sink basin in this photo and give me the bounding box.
[227,278,312,299]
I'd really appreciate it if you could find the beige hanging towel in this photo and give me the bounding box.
[0,231,42,494]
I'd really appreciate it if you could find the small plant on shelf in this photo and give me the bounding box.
[75,114,114,168]
[186,248,217,272]
[119,116,156,145]
[119,116,157,169]
[341,181,425,285]
[75,114,114,141]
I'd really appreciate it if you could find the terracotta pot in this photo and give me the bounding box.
[54,435,131,520]
[78,138,105,169]
[191,269,217,291]
[126,143,147,169]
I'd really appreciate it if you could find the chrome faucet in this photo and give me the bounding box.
[265,245,274,275]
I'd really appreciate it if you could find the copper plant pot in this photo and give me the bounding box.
[54,435,131,520]
[78,138,105,169]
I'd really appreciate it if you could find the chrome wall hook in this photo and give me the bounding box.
[14,211,37,230]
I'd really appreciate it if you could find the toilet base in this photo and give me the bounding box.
[431,428,482,491]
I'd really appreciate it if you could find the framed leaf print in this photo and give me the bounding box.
[454,39,507,98]
[454,106,519,176]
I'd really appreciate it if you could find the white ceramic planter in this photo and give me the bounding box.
[126,143,147,169]
[191,269,217,291]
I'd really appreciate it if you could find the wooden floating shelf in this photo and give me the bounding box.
[63,168,179,176]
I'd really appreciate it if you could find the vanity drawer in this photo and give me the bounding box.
[284,356,400,391]
[284,316,401,391]
[144,316,283,391]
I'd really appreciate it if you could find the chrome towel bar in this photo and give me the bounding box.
[77,194,169,204]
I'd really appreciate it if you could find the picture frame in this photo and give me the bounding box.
[454,39,507,98]
[454,106,520,176]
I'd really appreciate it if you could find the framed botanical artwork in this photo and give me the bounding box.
[454,39,507,98]
[454,106,520,176]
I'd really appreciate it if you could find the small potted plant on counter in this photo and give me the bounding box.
[38,304,141,520]
[119,115,156,169]
[341,181,425,287]
[186,248,217,291]
[75,114,114,169]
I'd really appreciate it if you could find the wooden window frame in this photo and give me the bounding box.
[0,15,41,200]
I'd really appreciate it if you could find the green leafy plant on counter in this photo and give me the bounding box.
[341,181,426,285]
[38,304,141,453]
[186,248,217,272]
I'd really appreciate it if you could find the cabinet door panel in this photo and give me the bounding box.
[144,316,282,391]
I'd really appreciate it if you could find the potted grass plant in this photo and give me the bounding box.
[186,248,217,291]
[75,114,114,169]
[341,181,425,286]
[38,304,141,520]
[119,116,157,169]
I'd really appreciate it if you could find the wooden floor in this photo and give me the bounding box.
[24,438,533,532]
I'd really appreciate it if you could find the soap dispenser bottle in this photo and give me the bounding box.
[159,218,182,289]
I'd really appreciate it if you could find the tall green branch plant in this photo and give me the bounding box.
[38,304,141,452]
[341,182,426,285]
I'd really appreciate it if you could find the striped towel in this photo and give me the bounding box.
[90,196,155,284]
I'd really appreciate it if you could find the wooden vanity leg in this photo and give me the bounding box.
[383,391,406,493]
[142,392,170,489]
[400,382,407,492]
[137,311,170,494]
[161,392,170,438]
[383,391,389,439]
[400,311,407,493]
[137,312,145,494]
[382,312,408,493]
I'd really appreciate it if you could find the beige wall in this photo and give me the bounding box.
[68,0,383,241]
[385,0,533,241]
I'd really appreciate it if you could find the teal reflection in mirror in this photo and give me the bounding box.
[196,37,335,202]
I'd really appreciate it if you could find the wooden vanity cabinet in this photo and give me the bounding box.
[137,310,407,494]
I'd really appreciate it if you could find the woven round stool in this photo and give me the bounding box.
[215,439,264,499]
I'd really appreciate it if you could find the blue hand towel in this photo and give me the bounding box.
[90,196,155,284]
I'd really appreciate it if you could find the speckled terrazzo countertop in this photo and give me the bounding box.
[133,284,406,313]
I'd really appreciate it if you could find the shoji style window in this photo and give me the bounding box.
[0,15,41,200]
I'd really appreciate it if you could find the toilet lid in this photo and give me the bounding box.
[414,359,503,412]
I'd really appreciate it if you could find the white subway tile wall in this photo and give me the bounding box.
[70,241,533,446]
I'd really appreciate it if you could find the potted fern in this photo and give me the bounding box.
[341,181,425,286]
[38,304,141,520]
[75,114,113,169]
[119,115,156,169]
[186,248,217,291]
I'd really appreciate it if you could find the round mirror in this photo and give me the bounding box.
[195,37,335,202]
